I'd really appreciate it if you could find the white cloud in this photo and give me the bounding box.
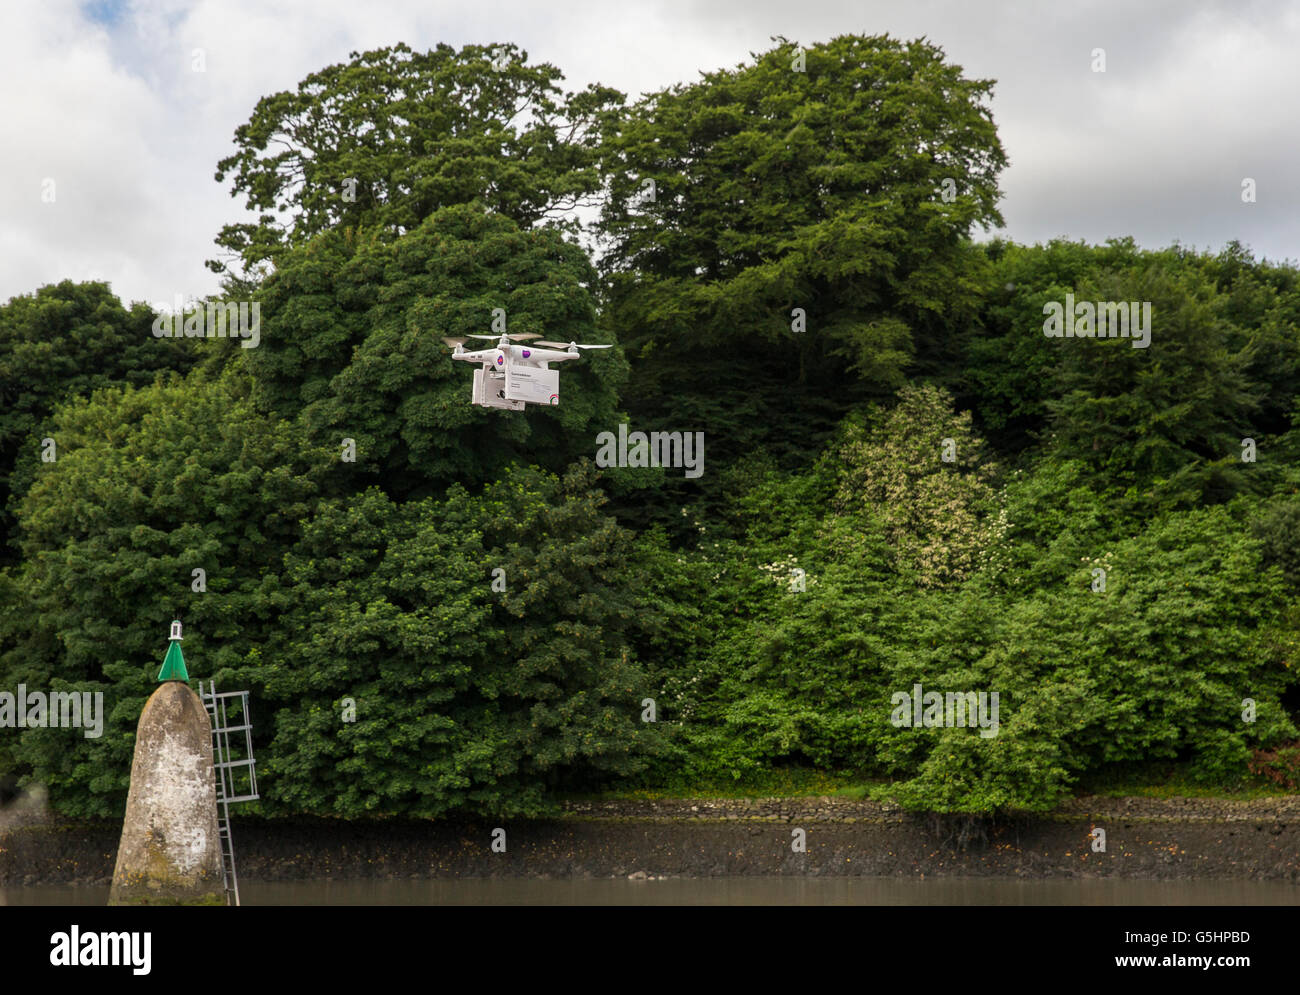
[1,0,1297,310]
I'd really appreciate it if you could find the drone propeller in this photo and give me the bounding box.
[534,340,613,350]
[441,337,468,348]
[462,333,541,342]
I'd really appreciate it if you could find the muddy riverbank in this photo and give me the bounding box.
[3,795,1297,886]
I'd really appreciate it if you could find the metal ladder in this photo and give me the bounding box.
[215,794,239,907]
[200,681,259,907]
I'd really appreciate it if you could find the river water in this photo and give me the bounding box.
[5,877,1298,905]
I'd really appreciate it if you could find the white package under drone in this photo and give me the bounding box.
[505,365,560,405]
[473,368,525,410]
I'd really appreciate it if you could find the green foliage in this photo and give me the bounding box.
[212,41,622,277]
[0,363,659,817]
[834,383,999,587]
[0,368,329,816]
[1045,263,1261,509]
[599,34,1005,357]
[962,237,1297,516]
[629,387,1297,812]
[0,281,196,558]
[1250,496,1300,588]
[250,463,661,818]
[5,35,1300,822]
[596,33,1007,536]
[248,203,627,498]
[961,237,1129,452]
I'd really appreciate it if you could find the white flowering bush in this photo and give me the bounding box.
[757,554,817,591]
[834,383,1000,588]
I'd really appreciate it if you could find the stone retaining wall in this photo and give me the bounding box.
[2,795,1297,886]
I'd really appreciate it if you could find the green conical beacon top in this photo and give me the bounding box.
[157,619,190,683]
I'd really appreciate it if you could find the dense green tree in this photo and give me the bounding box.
[212,41,623,278]
[890,505,1297,812]
[254,464,662,818]
[960,238,1128,454]
[0,281,195,558]
[599,34,1005,356]
[1044,263,1261,509]
[595,34,1007,534]
[0,367,330,816]
[961,238,1300,484]
[248,203,628,500]
[1204,241,1300,440]
[0,364,660,817]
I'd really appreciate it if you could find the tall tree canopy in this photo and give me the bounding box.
[597,34,1005,361]
[594,34,1007,534]
[212,41,624,279]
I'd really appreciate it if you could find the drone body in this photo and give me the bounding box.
[443,333,610,410]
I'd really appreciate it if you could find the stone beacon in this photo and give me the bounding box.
[108,621,224,906]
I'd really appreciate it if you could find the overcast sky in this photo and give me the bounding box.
[2,0,1296,309]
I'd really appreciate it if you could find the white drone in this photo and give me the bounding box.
[443,332,611,410]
